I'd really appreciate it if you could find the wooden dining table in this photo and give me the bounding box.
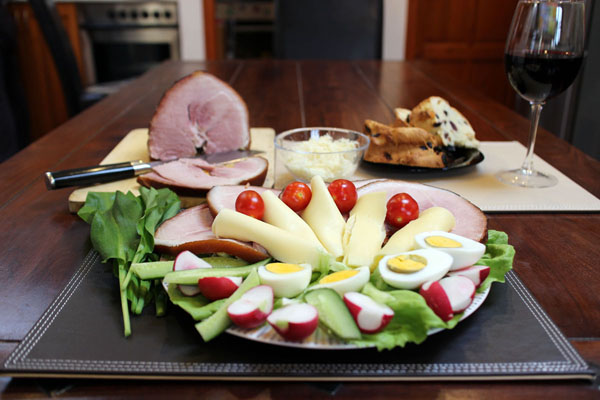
[0,59,598,399]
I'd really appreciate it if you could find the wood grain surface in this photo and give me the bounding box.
[0,60,598,399]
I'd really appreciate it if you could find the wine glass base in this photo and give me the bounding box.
[496,168,558,188]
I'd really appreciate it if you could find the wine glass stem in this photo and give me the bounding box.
[521,102,544,174]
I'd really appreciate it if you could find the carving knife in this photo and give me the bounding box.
[44,149,263,190]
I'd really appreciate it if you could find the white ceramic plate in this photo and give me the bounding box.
[226,286,490,350]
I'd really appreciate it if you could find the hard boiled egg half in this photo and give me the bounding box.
[258,263,312,298]
[378,249,452,290]
[415,231,486,271]
[309,266,370,296]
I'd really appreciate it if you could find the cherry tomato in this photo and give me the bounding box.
[327,179,357,213]
[386,193,419,229]
[280,181,312,212]
[235,190,265,220]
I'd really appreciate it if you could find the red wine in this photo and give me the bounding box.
[504,52,583,102]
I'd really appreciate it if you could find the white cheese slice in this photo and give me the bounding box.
[377,206,456,258]
[212,209,323,267]
[342,191,386,268]
[301,175,346,258]
[261,190,325,249]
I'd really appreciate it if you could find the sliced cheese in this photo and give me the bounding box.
[378,206,455,258]
[212,209,323,267]
[343,191,386,268]
[301,175,346,258]
[261,191,325,249]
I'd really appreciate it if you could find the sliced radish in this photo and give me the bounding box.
[440,276,476,313]
[173,250,212,296]
[267,303,319,341]
[448,265,490,288]
[420,280,454,322]
[343,292,394,334]
[227,285,273,329]
[197,276,243,301]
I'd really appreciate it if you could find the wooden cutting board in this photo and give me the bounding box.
[68,128,276,213]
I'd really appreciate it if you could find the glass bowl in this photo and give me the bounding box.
[274,127,370,184]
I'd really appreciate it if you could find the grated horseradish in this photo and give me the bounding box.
[282,134,360,182]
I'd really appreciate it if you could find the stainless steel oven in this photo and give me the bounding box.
[79,2,179,85]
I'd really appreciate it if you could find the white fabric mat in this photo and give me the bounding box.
[350,141,600,212]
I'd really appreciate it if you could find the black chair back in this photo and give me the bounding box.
[28,0,83,116]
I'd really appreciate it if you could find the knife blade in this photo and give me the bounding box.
[44,149,263,190]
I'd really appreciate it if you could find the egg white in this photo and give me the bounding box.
[309,266,370,296]
[258,263,312,298]
[378,249,452,290]
[414,231,486,270]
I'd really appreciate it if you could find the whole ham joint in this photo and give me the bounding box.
[154,204,268,263]
[148,71,250,161]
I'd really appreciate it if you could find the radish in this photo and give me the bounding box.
[420,276,476,321]
[448,265,490,288]
[197,276,243,301]
[227,285,273,329]
[267,303,319,341]
[343,292,394,334]
[173,250,213,296]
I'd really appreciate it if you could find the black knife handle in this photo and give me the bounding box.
[44,161,150,190]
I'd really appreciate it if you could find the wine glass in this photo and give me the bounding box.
[497,0,585,188]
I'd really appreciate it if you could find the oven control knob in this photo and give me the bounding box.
[141,10,149,19]
[153,10,160,19]
[130,10,138,19]
[165,10,172,19]
[118,10,127,19]
[107,10,116,19]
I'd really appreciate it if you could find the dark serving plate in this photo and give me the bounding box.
[363,148,484,173]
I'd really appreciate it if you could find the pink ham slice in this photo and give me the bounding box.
[206,185,281,217]
[356,179,487,242]
[148,71,250,161]
[154,204,269,262]
[137,157,268,197]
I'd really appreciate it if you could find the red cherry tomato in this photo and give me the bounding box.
[327,179,357,213]
[280,181,312,212]
[386,193,419,229]
[235,190,265,220]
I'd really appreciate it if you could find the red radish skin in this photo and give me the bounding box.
[343,292,394,334]
[227,285,273,329]
[420,280,454,322]
[448,265,491,288]
[197,276,243,301]
[173,251,212,297]
[267,303,319,341]
[440,276,476,313]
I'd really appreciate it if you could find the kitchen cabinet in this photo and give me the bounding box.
[7,2,84,142]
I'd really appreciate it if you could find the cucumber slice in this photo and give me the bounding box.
[195,269,261,341]
[304,288,361,340]
[202,256,249,268]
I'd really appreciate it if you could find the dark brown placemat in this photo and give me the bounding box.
[2,251,594,380]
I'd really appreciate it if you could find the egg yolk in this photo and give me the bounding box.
[425,236,462,248]
[320,269,359,284]
[266,263,304,274]
[387,255,427,273]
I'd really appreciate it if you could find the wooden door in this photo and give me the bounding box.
[406,0,519,108]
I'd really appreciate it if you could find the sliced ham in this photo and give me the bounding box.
[137,157,268,197]
[356,179,487,242]
[155,204,269,262]
[148,71,250,161]
[206,185,281,216]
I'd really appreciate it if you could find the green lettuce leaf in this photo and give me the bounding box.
[476,230,515,291]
